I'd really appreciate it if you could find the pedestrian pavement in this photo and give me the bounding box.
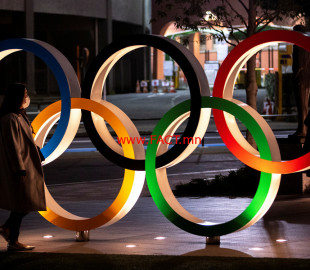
[1,180,310,258]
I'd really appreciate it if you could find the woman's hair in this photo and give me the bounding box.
[293,24,307,33]
[0,83,26,117]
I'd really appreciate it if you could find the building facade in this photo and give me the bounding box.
[0,0,152,95]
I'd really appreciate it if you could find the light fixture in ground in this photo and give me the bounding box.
[249,247,264,251]
[154,236,166,240]
[43,235,54,239]
[276,239,287,243]
[125,244,137,248]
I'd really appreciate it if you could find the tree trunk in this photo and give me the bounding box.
[244,0,258,147]
[246,55,258,111]
[245,55,258,147]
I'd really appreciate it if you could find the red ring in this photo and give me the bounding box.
[213,30,310,174]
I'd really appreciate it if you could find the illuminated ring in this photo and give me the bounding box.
[0,39,81,164]
[82,34,211,170]
[213,30,310,174]
[146,96,280,236]
[32,98,145,231]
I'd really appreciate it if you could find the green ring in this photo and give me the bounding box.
[145,96,273,236]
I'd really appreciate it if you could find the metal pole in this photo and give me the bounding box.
[25,0,35,94]
[105,0,113,99]
[94,18,99,56]
[143,0,152,93]
[278,44,283,115]
[106,0,112,44]
[143,0,147,80]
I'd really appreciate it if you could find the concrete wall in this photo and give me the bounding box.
[0,0,24,12]
[0,0,150,28]
[113,0,143,26]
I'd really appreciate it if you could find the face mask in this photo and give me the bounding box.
[22,96,30,109]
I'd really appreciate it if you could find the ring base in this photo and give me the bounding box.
[75,230,90,242]
[206,236,220,245]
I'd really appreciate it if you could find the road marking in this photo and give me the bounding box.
[71,140,93,143]
[167,168,238,176]
[66,148,98,152]
[171,94,181,107]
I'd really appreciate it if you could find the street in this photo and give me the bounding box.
[105,88,271,119]
[34,89,297,188]
[43,129,294,188]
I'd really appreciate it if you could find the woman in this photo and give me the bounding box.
[0,83,46,251]
[292,24,310,138]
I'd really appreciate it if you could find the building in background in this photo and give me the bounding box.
[151,0,298,113]
[153,19,293,90]
[0,0,152,95]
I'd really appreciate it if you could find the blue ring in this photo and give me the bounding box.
[0,39,71,158]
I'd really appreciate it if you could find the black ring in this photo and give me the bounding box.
[82,34,210,170]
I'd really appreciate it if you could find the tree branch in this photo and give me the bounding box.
[255,21,273,33]
[237,0,249,13]
[224,0,248,28]
[255,10,278,26]
[202,16,247,39]
[211,27,237,46]
[255,12,280,33]
[221,10,247,41]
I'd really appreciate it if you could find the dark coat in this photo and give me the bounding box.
[293,44,310,89]
[0,113,46,212]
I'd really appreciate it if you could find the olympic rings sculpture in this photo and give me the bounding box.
[0,30,309,237]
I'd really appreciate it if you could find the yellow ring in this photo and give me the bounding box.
[32,98,145,231]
